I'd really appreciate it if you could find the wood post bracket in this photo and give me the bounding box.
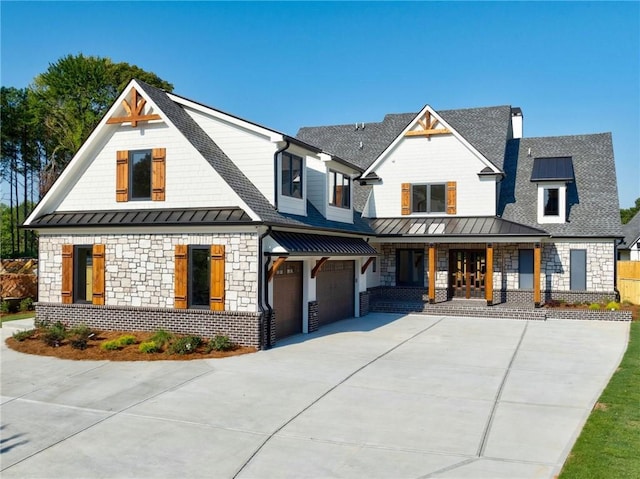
[267,256,287,282]
[361,257,376,275]
[311,257,329,278]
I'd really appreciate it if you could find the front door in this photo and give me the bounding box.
[450,250,486,299]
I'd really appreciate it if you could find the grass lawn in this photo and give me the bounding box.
[560,320,640,478]
[1,311,36,325]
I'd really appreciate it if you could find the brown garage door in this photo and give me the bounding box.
[317,260,354,326]
[273,261,303,339]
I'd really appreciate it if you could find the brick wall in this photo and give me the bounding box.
[308,301,319,332]
[36,302,262,348]
[358,292,370,316]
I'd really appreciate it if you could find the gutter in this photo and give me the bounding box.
[257,226,272,350]
[273,140,290,211]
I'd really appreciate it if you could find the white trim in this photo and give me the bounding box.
[361,105,503,178]
[537,182,567,224]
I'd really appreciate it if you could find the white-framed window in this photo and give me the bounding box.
[537,183,567,224]
[329,170,351,209]
[412,184,446,213]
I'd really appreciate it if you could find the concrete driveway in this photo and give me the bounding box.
[1,313,629,479]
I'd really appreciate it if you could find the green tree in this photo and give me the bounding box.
[621,197,640,224]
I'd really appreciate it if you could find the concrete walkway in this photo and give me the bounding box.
[1,314,629,478]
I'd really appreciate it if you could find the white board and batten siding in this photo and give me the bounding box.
[366,134,498,218]
[56,123,251,215]
[184,107,278,204]
[306,156,328,217]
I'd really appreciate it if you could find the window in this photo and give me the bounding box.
[61,244,105,305]
[130,150,152,200]
[570,249,587,291]
[543,188,559,216]
[175,245,225,310]
[116,148,166,202]
[518,249,534,289]
[281,152,303,199]
[411,184,446,213]
[329,170,351,208]
[396,249,425,286]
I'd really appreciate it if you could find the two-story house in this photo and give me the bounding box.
[24,80,623,349]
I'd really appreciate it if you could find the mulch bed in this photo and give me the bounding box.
[544,301,640,320]
[5,329,257,361]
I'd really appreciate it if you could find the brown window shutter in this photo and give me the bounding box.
[92,244,105,305]
[174,245,188,309]
[116,150,129,202]
[151,147,166,201]
[210,245,225,311]
[446,181,457,215]
[61,244,74,304]
[401,183,411,215]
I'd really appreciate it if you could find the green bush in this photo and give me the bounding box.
[206,334,234,352]
[1,300,13,314]
[42,321,68,347]
[116,335,136,346]
[606,301,620,311]
[150,329,173,347]
[12,328,37,342]
[588,303,602,310]
[19,297,34,312]
[100,339,121,351]
[167,335,202,355]
[69,324,95,350]
[139,341,160,353]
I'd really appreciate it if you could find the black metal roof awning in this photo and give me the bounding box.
[369,216,548,241]
[530,156,575,182]
[26,208,253,228]
[267,231,378,256]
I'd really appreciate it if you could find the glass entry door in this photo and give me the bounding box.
[450,250,486,299]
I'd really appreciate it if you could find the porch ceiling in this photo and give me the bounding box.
[369,216,549,242]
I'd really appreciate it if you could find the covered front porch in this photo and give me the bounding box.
[368,216,550,308]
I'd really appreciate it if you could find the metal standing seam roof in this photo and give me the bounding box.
[369,216,548,237]
[530,157,575,182]
[26,208,253,228]
[268,231,379,256]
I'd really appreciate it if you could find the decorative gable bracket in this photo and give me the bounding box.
[405,111,451,138]
[106,87,161,127]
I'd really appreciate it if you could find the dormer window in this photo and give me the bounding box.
[281,152,303,199]
[531,157,574,224]
[329,170,351,209]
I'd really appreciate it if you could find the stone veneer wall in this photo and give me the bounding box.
[38,232,259,311]
[36,302,263,347]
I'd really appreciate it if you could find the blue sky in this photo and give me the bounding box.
[2,1,638,207]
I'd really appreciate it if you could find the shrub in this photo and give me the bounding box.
[12,328,37,342]
[69,324,95,350]
[606,301,620,311]
[116,335,136,346]
[206,335,234,353]
[1,300,12,314]
[100,339,122,351]
[167,335,202,355]
[150,329,173,347]
[19,297,34,312]
[42,321,68,347]
[588,303,602,310]
[139,341,160,353]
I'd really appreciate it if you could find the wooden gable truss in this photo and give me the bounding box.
[405,111,451,138]
[106,87,161,127]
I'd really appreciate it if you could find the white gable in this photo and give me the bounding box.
[25,81,260,226]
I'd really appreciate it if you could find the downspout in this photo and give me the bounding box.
[264,248,274,349]
[273,140,290,211]
[257,226,272,350]
[614,237,623,302]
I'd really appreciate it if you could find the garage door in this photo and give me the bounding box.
[317,260,354,326]
[273,261,303,339]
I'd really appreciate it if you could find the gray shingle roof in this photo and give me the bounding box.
[498,134,622,237]
[620,211,640,249]
[137,80,286,224]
